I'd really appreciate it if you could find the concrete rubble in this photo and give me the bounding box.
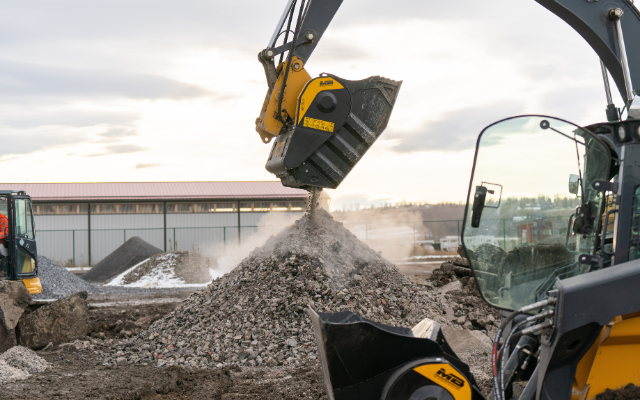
[0,346,50,384]
[0,345,51,373]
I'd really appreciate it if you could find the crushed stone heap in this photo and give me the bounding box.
[107,251,214,287]
[104,209,445,369]
[34,256,96,300]
[82,237,163,283]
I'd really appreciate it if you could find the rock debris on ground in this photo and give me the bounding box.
[597,383,640,400]
[107,251,215,287]
[33,256,95,300]
[102,209,447,370]
[0,345,51,373]
[82,237,163,283]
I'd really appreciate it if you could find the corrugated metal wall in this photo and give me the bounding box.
[34,209,303,266]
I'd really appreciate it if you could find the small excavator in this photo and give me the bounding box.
[0,191,41,295]
[256,0,640,399]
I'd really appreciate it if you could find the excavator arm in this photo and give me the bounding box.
[255,0,402,190]
[536,0,640,118]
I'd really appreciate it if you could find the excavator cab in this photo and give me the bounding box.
[0,191,41,295]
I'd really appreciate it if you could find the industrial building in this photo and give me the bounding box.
[0,182,307,266]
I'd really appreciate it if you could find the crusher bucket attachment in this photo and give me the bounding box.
[256,0,402,190]
[265,74,401,189]
[309,310,486,400]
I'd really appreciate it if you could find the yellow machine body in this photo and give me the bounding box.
[255,56,311,143]
[572,313,640,399]
[21,277,42,295]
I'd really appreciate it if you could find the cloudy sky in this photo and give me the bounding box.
[0,0,628,210]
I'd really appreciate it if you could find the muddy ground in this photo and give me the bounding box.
[3,264,446,400]
[4,290,326,400]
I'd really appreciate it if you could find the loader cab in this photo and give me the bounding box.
[0,191,40,294]
[461,115,615,311]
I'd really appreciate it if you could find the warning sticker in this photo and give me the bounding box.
[303,117,334,132]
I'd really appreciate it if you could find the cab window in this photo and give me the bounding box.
[15,199,34,239]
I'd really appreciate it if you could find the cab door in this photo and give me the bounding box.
[13,197,37,278]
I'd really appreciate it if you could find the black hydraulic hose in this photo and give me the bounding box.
[276,0,307,125]
[279,1,297,65]
[492,299,556,400]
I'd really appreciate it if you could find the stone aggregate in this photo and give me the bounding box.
[103,209,447,369]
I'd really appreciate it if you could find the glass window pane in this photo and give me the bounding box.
[16,246,34,275]
[216,203,235,212]
[15,199,34,239]
[462,116,611,311]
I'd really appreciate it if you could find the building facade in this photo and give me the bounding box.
[0,182,307,266]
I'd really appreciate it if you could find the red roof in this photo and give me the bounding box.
[0,182,308,202]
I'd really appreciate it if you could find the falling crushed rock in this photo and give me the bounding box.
[103,209,447,369]
[107,251,215,287]
[0,346,51,374]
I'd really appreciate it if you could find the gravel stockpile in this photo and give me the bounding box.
[0,360,29,384]
[104,209,446,369]
[34,256,96,300]
[82,237,163,283]
[108,251,214,287]
[0,346,51,373]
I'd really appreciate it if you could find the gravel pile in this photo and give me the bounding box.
[107,251,214,287]
[82,237,163,283]
[0,346,51,373]
[34,256,95,300]
[103,209,446,369]
[0,360,29,384]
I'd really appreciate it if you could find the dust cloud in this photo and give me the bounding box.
[334,208,426,261]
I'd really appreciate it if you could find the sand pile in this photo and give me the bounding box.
[107,251,215,288]
[103,209,445,369]
[82,237,163,283]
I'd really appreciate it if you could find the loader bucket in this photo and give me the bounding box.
[309,310,483,400]
[266,75,401,189]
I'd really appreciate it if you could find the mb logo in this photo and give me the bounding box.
[436,368,465,388]
[319,80,334,87]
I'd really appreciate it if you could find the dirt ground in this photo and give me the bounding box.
[2,350,324,400]
[3,291,326,400]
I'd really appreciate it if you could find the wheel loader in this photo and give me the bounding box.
[0,191,41,295]
[256,0,640,399]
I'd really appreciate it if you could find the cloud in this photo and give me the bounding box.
[88,144,148,157]
[0,60,210,101]
[99,128,138,138]
[389,102,525,153]
[0,130,88,157]
[135,163,162,169]
[0,109,139,129]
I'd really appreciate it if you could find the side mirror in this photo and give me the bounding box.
[471,186,488,228]
[568,174,580,195]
